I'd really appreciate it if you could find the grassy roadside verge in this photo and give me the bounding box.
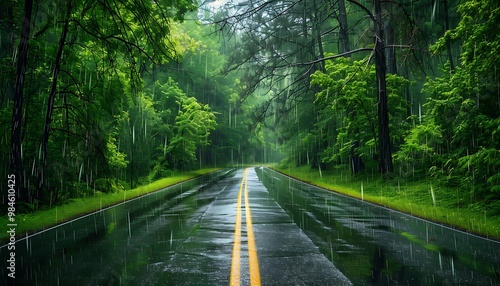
[0,168,219,242]
[272,165,500,241]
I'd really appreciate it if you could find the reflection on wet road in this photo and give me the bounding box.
[0,168,351,285]
[258,167,500,285]
[229,168,260,286]
[139,168,350,285]
[1,167,499,285]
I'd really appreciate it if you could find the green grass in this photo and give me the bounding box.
[0,168,219,242]
[273,165,500,241]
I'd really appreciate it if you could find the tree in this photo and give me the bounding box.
[4,0,198,206]
[420,0,500,204]
[345,0,393,174]
[215,0,435,175]
[214,0,333,168]
[311,56,409,172]
[166,97,217,169]
[9,0,33,204]
[373,0,393,174]
[37,0,72,199]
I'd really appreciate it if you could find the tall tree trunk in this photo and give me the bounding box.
[1,2,16,108]
[374,0,394,175]
[338,0,350,56]
[443,0,454,71]
[302,0,310,64]
[339,0,364,173]
[37,0,72,199]
[10,0,34,204]
[384,10,397,75]
[312,0,325,72]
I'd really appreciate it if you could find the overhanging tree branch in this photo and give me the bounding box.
[285,48,374,67]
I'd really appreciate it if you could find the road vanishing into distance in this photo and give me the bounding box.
[1,167,499,285]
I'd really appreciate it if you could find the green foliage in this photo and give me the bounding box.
[2,0,498,230]
[93,178,125,193]
[148,164,173,181]
[457,148,500,201]
[167,96,217,167]
[394,121,443,174]
[0,1,226,209]
[311,56,409,168]
[106,136,129,169]
[414,0,500,204]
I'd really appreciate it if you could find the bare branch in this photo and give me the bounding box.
[347,0,376,23]
[286,48,374,67]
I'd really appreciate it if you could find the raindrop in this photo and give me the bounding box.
[170,230,173,248]
[430,185,436,206]
[418,102,422,124]
[451,256,455,277]
[431,0,437,23]
[128,212,132,238]
[163,136,167,156]
[31,157,36,176]
[78,163,83,183]
[409,243,413,260]
[438,252,443,271]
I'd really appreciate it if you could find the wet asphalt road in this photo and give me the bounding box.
[2,167,499,285]
[132,168,351,285]
[258,168,500,285]
[0,168,351,285]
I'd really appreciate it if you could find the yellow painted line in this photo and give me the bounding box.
[230,169,245,286]
[244,170,261,285]
[229,168,261,286]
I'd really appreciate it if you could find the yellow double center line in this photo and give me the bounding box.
[230,168,261,286]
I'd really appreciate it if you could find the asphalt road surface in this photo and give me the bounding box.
[2,167,499,285]
[0,168,351,285]
[128,168,351,285]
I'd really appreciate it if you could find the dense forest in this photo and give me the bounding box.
[1,0,499,215]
